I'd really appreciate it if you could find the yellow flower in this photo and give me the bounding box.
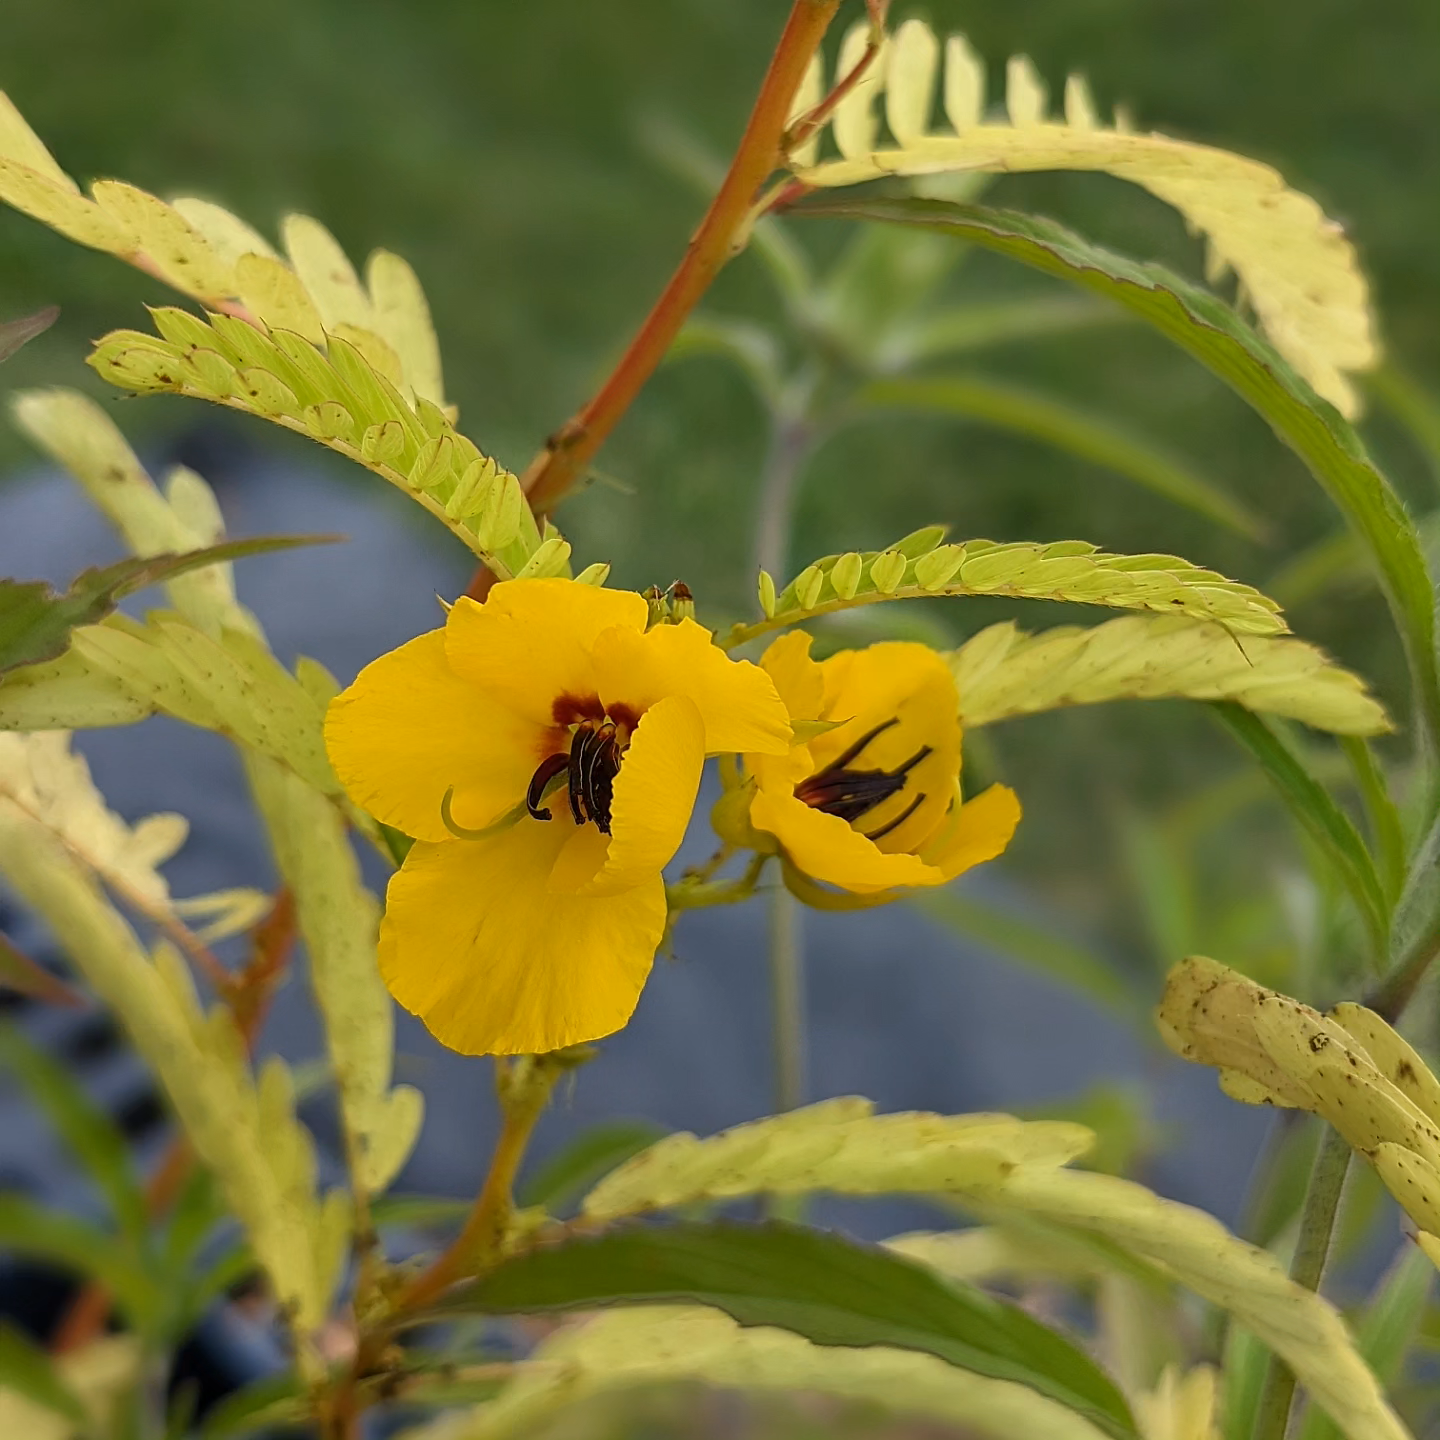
[745,632,1020,897]
[325,578,792,1056]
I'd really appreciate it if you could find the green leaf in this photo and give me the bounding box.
[578,1101,1408,1440]
[1212,703,1389,961]
[0,1195,159,1329]
[1296,1246,1432,1440]
[798,197,1440,752]
[911,889,1135,1014]
[442,1222,1139,1440]
[721,529,1286,651]
[0,1322,87,1425]
[0,536,337,674]
[854,374,1263,539]
[0,304,57,363]
[0,930,85,1006]
[85,314,551,576]
[518,1119,670,1214]
[0,1025,146,1244]
[952,616,1389,737]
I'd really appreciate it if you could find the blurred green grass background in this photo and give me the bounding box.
[2,0,1436,987]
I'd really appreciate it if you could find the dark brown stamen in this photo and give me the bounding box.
[527,710,627,835]
[526,752,569,820]
[865,791,927,841]
[796,717,932,828]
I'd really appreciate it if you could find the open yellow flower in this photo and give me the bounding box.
[325,578,791,1056]
[745,632,1020,897]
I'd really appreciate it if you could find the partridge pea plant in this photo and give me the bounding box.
[0,5,1436,1440]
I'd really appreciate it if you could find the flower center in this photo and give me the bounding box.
[795,717,932,841]
[526,697,638,836]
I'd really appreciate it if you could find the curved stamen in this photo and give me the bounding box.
[526,753,570,821]
[864,790,927,841]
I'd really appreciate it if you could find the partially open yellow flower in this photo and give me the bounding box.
[746,632,1020,897]
[325,578,791,1056]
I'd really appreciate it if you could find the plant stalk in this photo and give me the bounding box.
[395,1054,561,1314]
[520,0,840,515]
[769,885,807,1115]
[1249,1125,1351,1440]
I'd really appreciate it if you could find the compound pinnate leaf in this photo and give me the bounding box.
[84,314,551,576]
[0,536,336,675]
[1160,957,1440,1269]
[408,1305,1114,1440]
[792,25,1375,415]
[577,1099,1409,1440]
[951,615,1389,736]
[442,1222,1138,1440]
[584,1097,1091,1219]
[795,197,1440,753]
[246,754,422,1194]
[722,529,1286,650]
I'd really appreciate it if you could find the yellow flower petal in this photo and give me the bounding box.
[380,821,666,1056]
[445,578,649,727]
[921,783,1023,881]
[551,694,707,898]
[592,619,792,755]
[760,630,826,722]
[325,629,540,841]
[750,786,937,893]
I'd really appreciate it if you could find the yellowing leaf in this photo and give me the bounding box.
[0,648,154,731]
[584,1096,1092,1219]
[0,1336,139,1440]
[0,811,343,1347]
[11,396,420,1204]
[0,731,184,913]
[0,156,134,251]
[790,27,1376,414]
[404,1305,1114,1440]
[0,92,74,187]
[234,254,325,344]
[69,616,339,795]
[11,389,254,633]
[579,1100,1409,1440]
[90,182,234,298]
[283,213,373,333]
[951,615,1389,735]
[1133,1365,1220,1440]
[367,249,446,408]
[246,754,422,1192]
[169,197,278,266]
[1160,958,1440,1276]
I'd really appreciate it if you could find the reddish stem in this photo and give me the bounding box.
[518,0,842,518]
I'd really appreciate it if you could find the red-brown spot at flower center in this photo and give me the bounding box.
[530,695,639,835]
[795,717,931,840]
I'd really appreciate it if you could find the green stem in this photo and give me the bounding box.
[1250,1126,1352,1440]
[769,885,806,1114]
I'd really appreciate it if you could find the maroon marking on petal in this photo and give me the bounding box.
[553,692,606,727]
